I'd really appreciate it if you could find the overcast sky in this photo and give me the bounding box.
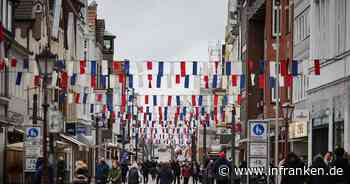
[94,0,228,61]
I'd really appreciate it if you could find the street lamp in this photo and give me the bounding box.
[282,102,294,158]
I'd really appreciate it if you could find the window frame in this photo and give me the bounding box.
[272,4,282,37]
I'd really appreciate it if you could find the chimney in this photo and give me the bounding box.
[88,1,98,32]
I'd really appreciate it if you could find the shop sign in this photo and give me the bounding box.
[289,121,307,139]
[24,157,37,172]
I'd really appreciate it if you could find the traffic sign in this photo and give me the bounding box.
[249,143,267,157]
[26,127,41,141]
[249,157,267,169]
[250,122,267,140]
[25,146,42,157]
[24,158,37,172]
[49,110,63,133]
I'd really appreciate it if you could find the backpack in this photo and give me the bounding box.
[128,167,139,184]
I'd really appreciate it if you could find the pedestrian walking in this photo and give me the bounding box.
[213,152,231,184]
[330,147,350,184]
[308,154,330,184]
[157,162,174,184]
[206,160,214,184]
[172,161,181,184]
[127,162,142,184]
[191,162,199,184]
[121,161,129,184]
[73,160,89,184]
[109,160,122,184]
[281,152,305,184]
[181,163,192,184]
[57,156,66,184]
[141,161,150,183]
[96,158,110,184]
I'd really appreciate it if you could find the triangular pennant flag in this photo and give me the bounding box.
[226,62,231,75]
[11,58,17,68]
[231,75,237,87]
[167,96,172,106]
[147,61,153,70]
[198,95,203,106]
[128,75,133,88]
[240,75,245,88]
[80,60,86,74]
[270,61,276,77]
[145,95,149,105]
[156,75,161,88]
[91,60,97,75]
[212,75,218,88]
[204,75,209,88]
[192,96,196,106]
[280,60,288,76]
[269,77,276,88]
[259,60,265,74]
[158,61,164,76]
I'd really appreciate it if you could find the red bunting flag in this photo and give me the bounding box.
[0,59,5,71]
[147,61,152,70]
[280,59,288,76]
[60,72,69,89]
[121,95,126,106]
[148,74,152,88]
[113,61,121,72]
[34,75,41,87]
[145,95,149,104]
[167,96,172,106]
[314,59,320,75]
[96,94,103,102]
[91,75,97,88]
[248,59,254,73]
[80,60,86,74]
[237,95,241,105]
[180,61,186,76]
[11,58,17,67]
[285,74,293,87]
[204,75,209,88]
[192,95,196,106]
[75,93,80,104]
[175,75,181,84]
[231,75,237,86]
[214,95,218,106]
[118,74,125,83]
[259,74,265,89]
[0,23,4,42]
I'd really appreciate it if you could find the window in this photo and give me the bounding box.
[7,0,12,31]
[335,0,346,54]
[272,4,281,37]
[104,39,112,50]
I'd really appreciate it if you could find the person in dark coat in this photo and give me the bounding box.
[213,152,231,184]
[141,161,150,184]
[330,147,350,184]
[281,152,305,184]
[172,161,181,184]
[157,162,174,184]
[309,155,330,184]
[121,161,129,184]
[96,159,110,184]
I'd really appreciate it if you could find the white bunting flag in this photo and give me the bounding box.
[251,74,256,86]
[232,62,243,75]
[67,61,74,76]
[270,61,276,78]
[102,60,108,75]
[51,71,58,87]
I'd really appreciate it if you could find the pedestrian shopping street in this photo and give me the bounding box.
[1,0,350,184]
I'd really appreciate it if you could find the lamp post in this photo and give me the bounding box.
[282,102,294,158]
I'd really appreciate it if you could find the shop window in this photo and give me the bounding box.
[272,4,281,37]
[333,121,344,149]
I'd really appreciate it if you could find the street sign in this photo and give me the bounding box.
[249,143,267,157]
[26,127,41,141]
[249,157,267,169]
[250,122,267,140]
[24,158,37,172]
[25,146,42,157]
[49,110,63,133]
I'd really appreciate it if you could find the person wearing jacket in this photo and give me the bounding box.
[213,152,231,184]
[182,163,192,184]
[157,162,174,184]
[96,158,110,184]
[109,160,122,184]
[281,152,305,184]
[309,155,330,184]
[73,160,89,184]
[330,147,350,184]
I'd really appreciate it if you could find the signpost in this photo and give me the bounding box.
[24,126,42,172]
[247,120,269,184]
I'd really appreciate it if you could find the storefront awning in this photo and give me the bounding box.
[60,134,88,151]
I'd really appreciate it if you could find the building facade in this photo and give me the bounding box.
[308,0,350,162]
